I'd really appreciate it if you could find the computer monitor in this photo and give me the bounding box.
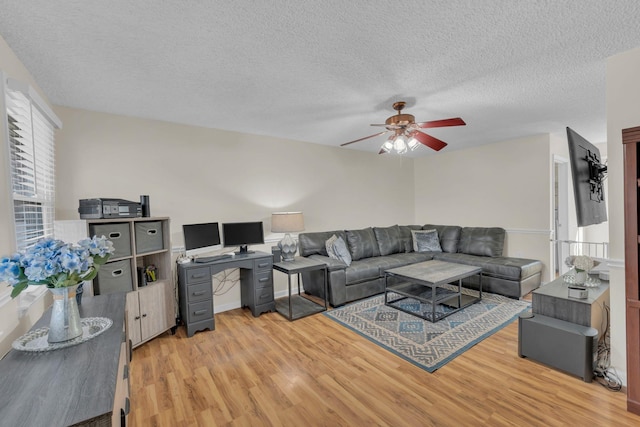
[183,222,222,257]
[222,221,264,254]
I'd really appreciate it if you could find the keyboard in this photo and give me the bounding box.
[194,255,232,263]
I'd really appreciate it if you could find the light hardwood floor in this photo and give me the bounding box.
[130,306,640,426]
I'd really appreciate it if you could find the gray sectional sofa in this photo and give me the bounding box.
[297,224,543,307]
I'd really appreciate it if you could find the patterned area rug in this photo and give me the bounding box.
[324,288,530,372]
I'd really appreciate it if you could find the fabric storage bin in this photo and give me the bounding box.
[89,223,132,258]
[95,260,133,295]
[135,221,164,254]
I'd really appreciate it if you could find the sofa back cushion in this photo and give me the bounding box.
[373,225,401,256]
[298,230,347,257]
[422,224,461,253]
[346,227,381,261]
[457,227,505,257]
[398,225,422,252]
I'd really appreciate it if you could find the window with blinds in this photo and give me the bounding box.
[4,78,61,252]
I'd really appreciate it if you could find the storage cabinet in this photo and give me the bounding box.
[86,217,175,348]
[0,293,129,426]
[126,281,175,347]
[622,126,640,415]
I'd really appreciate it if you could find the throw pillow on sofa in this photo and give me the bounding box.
[411,229,442,252]
[422,224,461,253]
[325,234,352,266]
[325,234,338,258]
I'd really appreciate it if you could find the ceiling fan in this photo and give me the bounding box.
[340,101,466,154]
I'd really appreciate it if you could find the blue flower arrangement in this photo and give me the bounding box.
[0,236,114,298]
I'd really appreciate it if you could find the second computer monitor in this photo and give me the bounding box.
[222,221,264,254]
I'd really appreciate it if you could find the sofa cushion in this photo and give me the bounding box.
[345,258,385,284]
[344,253,434,285]
[458,227,505,257]
[482,256,542,280]
[346,227,381,261]
[299,230,347,257]
[398,225,422,252]
[327,235,352,266]
[422,224,461,253]
[411,229,443,252]
[373,225,401,256]
[432,252,541,280]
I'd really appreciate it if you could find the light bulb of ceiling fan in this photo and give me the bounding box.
[381,140,393,153]
[407,137,419,151]
[394,135,406,153]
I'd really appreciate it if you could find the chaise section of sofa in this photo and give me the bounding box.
[298,224,543,307]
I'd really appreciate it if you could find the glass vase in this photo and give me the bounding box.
[574,270,587,286]
[48,284,83,343]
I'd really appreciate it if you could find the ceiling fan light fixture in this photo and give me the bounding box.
[381,139,393,153]
[340,101,465,154]
[407,136,419,151]
[393,135,407,154]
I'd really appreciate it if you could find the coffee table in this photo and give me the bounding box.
[384,260,483,322]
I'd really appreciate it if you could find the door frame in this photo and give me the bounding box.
[552,155,570,277]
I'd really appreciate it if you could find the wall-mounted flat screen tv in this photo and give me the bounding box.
[567,127,607,227]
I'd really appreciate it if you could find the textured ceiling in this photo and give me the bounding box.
[1,0,640,156]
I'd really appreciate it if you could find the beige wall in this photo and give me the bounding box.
[0,35,56,356]
[414,134,552,282]
[53,106,416,310]
[605,45,640,385]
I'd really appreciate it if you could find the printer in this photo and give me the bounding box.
[78,198,142,219]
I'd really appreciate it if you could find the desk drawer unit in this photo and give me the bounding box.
[178,265,214,337]
[185,267,210,284]
[240,257,275,317]
[187,282,212,303]
[187,300,214,324]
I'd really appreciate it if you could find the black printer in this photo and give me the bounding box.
[78,198,142,219]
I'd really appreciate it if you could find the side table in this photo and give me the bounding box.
[273,257,328,320]
[518,273,610,382]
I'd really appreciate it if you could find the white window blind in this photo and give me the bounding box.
[4,78,61,251]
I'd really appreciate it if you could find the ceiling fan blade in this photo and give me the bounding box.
[378,148,388,155]
[340,130,389,146]
[411,131,448,151]
[416,117,466,129]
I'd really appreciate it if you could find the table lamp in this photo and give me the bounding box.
[271,212,304,261]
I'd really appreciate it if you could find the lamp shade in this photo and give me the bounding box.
[271,212,305,233]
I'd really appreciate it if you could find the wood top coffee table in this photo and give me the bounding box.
[384,260,483,322]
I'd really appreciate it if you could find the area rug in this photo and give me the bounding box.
[324,288,530,372]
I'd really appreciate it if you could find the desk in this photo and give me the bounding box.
[177,251,274,337]
[273,257,328,320]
